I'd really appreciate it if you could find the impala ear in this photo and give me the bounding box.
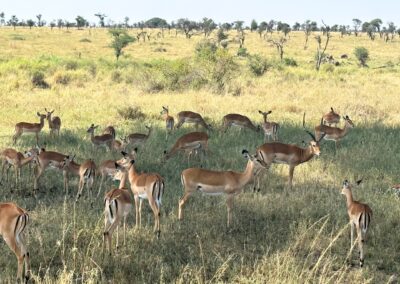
[242,149,250,159]
[130,159,135,165]
[37,112,41,116]
[71,154,76,161]
[114,162,121,169]
[268,110,272,114]
[331,107,334,112]
[258,110,263,114]
[121,151,127,157]
[163,150,167,155]
[133,147,138,153]
[51,110,54,114]
[356,179,363,185]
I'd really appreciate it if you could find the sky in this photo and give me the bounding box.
[2,0,399,26]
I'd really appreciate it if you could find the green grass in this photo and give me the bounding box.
[0,27,400,283]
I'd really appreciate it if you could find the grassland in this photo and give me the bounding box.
[0,27,400,283]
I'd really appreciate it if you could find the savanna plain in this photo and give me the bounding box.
[0,27,400,283]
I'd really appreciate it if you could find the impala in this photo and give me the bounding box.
[322,107,340,126]
[45,108,61,137]
[103,163,132,254]
[111,138,127,151]
[61,155,96,200]
[315,115,354,149]
[1,148,38,187]
[13,112,47,144]
[222,113,260,133]
[163,131,209,162]
[255,113,325,188]
[97,150,136,197]
[0,202,30,282]
[175,111,212,131]
[125,126,152,148]
[340,179,372,267]
[124,158,164,237]
[179,149,267,227]
[258,110,279,141]
[87,124,114,151]
[103,125,116,139]
[33,149,68,191]
[160,106,175,140]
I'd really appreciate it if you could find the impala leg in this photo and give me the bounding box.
[149,198,160,237]
[350,222,354,250]
[12,131,22,145]
[34,165,44,191]
[3,234,28,282]
[356,225,364,267]
[35,133,39,145]
[178,192,192,220]
[63,171,69,195]
[106,219,119,255]
[138,198,143,227]
[123,216,127,247]
[226,194,234,228]
[97,174,105,197]
[76,178,84,201]
[134,195,140,229]
[14,165,18,188]
[288,165,295,188]
[175,120,183,129]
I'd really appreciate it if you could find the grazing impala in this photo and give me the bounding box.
[87,124,114,151]
[13,112,47,144]
[164,132,209,162]
[179,150,267,227]
[33,149,68,191]
[323,107,340,126]
[103,163,132,254]
[175,111,212,131]
[340,179,372,267]
[61,155,96,200]
[45,108,61,137]
[97,150,136,197]
[125,126,153,148]
[160,106,175,140]
[0,202,31,282]
[315,115,354,149]
[222,113,260,133]
[1,148,38,187]
[124,158,164,238]
[258,110,279,141]
[255,113,325,188]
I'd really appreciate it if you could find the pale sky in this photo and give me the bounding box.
[2,0,399,26]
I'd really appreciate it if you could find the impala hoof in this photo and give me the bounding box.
[360,259,364,267]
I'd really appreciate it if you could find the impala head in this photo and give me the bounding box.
[341,179,362,195]
[160,106,169,115]
[258,110,272,116]
[112,162,126,180]
[303,112,325,156]
[61,154,76,169]
[242,149,268,169]
[145,125,152,131]
[44,108,55,119]
[343,115,354,128]
[117,148,137,168]
[37,112,47,120]
[87,124,99,133]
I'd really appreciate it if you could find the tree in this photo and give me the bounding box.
[258,21,267,38]
[268,37,286,61]
[352,19,362,36]
[234,20,244,32]
[36,14,43,27]
[201,18,216,37]
[267,20,275,33]
[354,47,369,67]
[0,12,5,26]
[281,23,291,37]
[292,22,301,31]
[315,22,332,71]
[26,19,35,29]
[50,21,56,30]
[387,22,396,40]
[220,22,232,31]
[109,29,135,60]
[302,20,312,49]
[370,18,382,37]
[76,16,88,29]
[217,28,228,44]
[95,13,107,27]
[57,19,64,29]
[250,19,258,32]
[145,17,167,28]
[8,15,18,30]
[339,25,348,37]
[177,18,197,38]
[124,17,130,28]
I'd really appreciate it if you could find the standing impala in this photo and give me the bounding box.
[175,111,212,131]
[1,148,38,187]
[125,126,152,148]
[13,112,47,144]
[124,158,164,238]
[61,155,96,201]
[222,113,260,133]
[97,150,136,197]
[160,106,175,140]
[45,108,61,137]
[322,107,340,126]
[255,113,325,188]
[315,115,354,149]
[258,110,279,141]
[87,124,114,151]
[33,148,68,192]
[103,163,132,254]
[179,150,267,227]
[0,202,31,282]
[340,179,372,267]
[163,132,209,162]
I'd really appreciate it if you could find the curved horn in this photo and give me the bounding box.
[318,132,326,142]
[303,112,316,141]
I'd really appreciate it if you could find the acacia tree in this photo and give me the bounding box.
[302,20,312,49]
[370,18,382,37]
[250,19,258,32]
[57,19,64,29]
[76,16,88,29]
[292,22,301,31]
[26,19,35,29]
[315,22,332,71]
[8,15,18,30]
[201,18,216,37]
[36,14,43,27]
[124,17,130,28]
[109,29,135,60]
[177,18,197,38]
[95,13,107,27]
[352,18,362,36]
[268,37,286,61]
[258,21,267,38]
[0,12,5,26]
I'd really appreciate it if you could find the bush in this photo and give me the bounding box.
[195,40,218,61]
[354,47,369,67]
[53,71,71,85]
[237,47,248,57]
[210,49,237,92]
[117,106,146,120]
[79,38,91,43]
[220,40,229,49]
[247,54,268,76]
[111,70,122,83]
[283,57,298,66]
[154,47,167,52]
[10,34,25,41]
[64,60,78,70]
[31,71,49,88]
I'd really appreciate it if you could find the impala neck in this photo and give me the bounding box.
[147,128,152,137]
[118,170,128,189]
[344,190,354,209]
[300,146,315,164]
[128,163,139,183]
[47,115,53,127]
[67,161,80,175]
[238,160,255,188]
[39,116,45,128]
[340,123,352,137]
[263,115,268,123]
[20,155,34,167]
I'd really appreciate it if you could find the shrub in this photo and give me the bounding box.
[354,47,369,66]
[111,70,122,83]
[195,40,217,61]
[210,49,237,92]
[247,54,268,76]
[53,71,71,85]
[117,106,146,120]
[10,34,25,41]
[154,47,167,52]
[31,71,49,88]
[283,57,298,66]
[64,60,78,70]
[79,38,91,43]
[237,47,248,57]
[220,40,229,49]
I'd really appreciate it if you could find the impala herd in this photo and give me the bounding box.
[1,106,374,281]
